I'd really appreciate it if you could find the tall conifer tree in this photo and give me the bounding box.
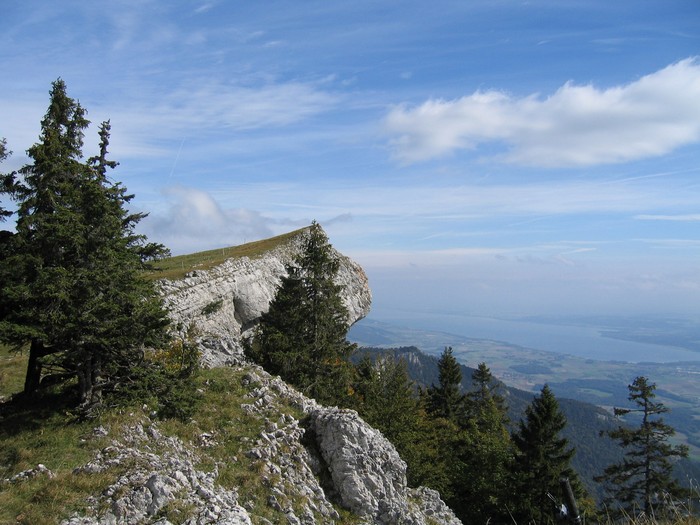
[248,222,356,404]
[0,80,170,406]
[426,347,466,424]
[596,376,689,518]
[455,362,512,523]
[0,138,12,221]
[511,385,584,525]
[353,355,422,465]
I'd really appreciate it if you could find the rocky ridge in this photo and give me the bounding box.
[159,228,372,368]
[51,227,461,524]
[57,365,461,525]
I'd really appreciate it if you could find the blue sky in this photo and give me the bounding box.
[2,1,700,320]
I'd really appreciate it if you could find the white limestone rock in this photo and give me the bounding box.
[62,422,252,525]
[305,407,462,525]
[159,227,371,367]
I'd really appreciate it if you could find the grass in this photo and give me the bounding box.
[0,384,118,524]
[0,344,26,399]
[0,347,360,525]
[146,227,308,281]
[159,366,315,523]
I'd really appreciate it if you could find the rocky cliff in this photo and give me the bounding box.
[158,227,372,367]
[52,227,461,524]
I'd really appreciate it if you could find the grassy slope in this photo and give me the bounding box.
[147,227,307,281]
[0,348,360,525]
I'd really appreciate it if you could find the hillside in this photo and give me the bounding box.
[0,228,461,525]
[348,318,700,459]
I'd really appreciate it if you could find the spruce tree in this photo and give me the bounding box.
[511,384,584,525]
[426,346,466,424]
[0,79,91,395]
[353,355,422,466]
[0,138,12,221]
[0,138,14,333]
[455,362,512,523]
[596,376,689,518]
[248,222,356,405]
[466,361,507,421]
[0,80,170,406]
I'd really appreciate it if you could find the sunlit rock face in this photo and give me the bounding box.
[159,227,372,367]
[306,406,463,525]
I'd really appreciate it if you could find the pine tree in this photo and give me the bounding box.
[596,376,689,518]
[454,362,512,523]
[248,222,356,405]
[426,347,466,424]
[511,384,584,525]
[0,79,91,395]
[0,80,170,406]
[353,355,422,466]
[0,138,14,333]
[466,361,507,422]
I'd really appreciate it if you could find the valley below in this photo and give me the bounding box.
[349,315,700,460]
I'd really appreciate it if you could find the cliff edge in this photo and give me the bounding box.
[158,227,372,367]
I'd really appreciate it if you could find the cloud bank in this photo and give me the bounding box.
[385,58,700,167]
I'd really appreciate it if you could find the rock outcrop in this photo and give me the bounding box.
[59,365,461,525]
[307,407,461,525]
[159,227,372,367]
[62,423,252,525]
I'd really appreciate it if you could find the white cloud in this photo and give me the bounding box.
[385,58,700,167]
[140,185,275,254]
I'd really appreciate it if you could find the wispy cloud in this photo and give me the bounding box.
[635,214,700,221]
[194,2,216,14]
[385,58,700,167]
[104,80,340,159]
[637,238,700,249]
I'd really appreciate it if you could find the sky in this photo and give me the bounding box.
[2,1,700,322]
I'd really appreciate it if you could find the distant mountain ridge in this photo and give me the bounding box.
[351,345,622,498]
[351,344,700,500]
[349,318,700,457]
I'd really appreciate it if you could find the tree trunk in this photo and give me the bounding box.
[78,351,93,406]
[78,348,104,408]
[23,338,50,395]
[90,351,102,405]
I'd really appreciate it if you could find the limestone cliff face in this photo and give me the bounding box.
[158,227,372,367]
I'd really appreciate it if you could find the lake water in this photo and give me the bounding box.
[371,311,700,364]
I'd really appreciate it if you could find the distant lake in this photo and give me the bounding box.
[370,311,700,364]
